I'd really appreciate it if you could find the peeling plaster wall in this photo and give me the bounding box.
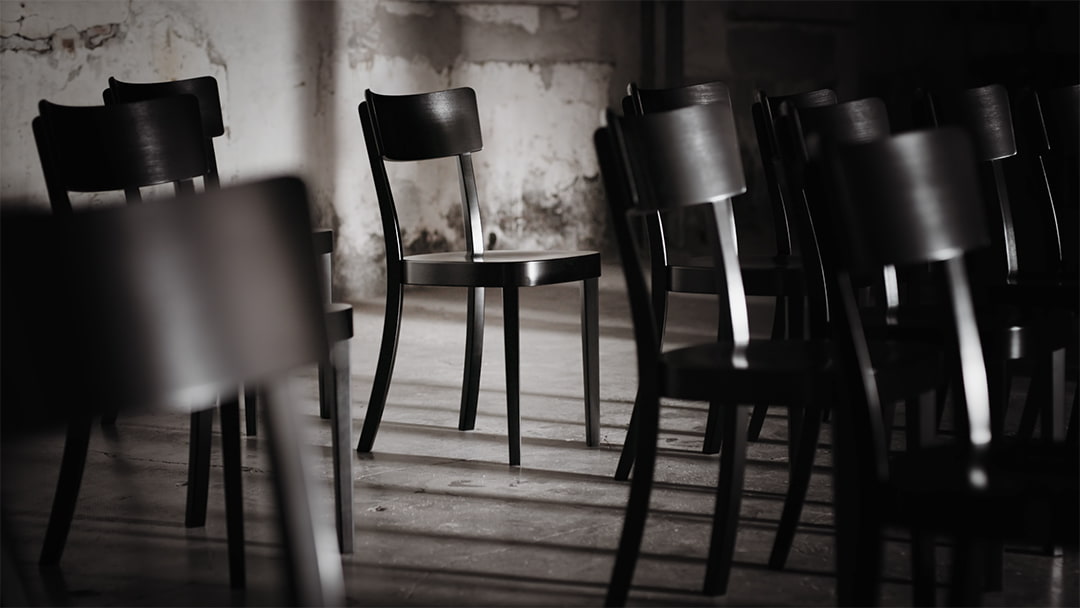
[1,1,637,299]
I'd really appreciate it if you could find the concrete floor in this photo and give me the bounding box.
[3,265,1077,606]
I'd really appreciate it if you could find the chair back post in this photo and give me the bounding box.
[636,102,750,353]
[457,152,485,257]
[358,99,405,275]
[595,113,661,378]
[31,117,72,214]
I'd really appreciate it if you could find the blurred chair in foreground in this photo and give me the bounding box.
[105,74,355,554]
[1,177,345,606]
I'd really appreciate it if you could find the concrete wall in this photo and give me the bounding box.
[1,1,638,299]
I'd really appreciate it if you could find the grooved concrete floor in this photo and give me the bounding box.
[3,265,1077,606]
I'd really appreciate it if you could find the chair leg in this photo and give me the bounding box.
[328,338,354,554]
[357,282,403,453]
[244,385,258,436]
[906,391,937,450]
[605,382,661,607]
[949,536,984,607]
[768,400,822,570]
[704,404,748,596]
[911,529,937,606]
[987,357,1010,441]
[581,278,600,447]
[1067,386,1078,447]
[746,404,769,442]
[318,362,332,420]
[504,287,521,466]
[219,398,246,589]
[614,392,641,481]
[703,402,723,454]
[40,416,93,565]
[262,382,346,606]
[459,287,485,432]
[749,294,793,443]
[184,408,214,528]
[1043,348,1066,442]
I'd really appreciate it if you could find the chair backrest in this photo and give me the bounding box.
[913,84,1027,281]
[34,97,209,213]
[620,81,739,308]
[358,87,486,267]
[618,102,751,351]
[2,176,326,428]
[625,80,731,115]
[105,76,225,188]
[829,128,991,482]
[752,88,838,255]
[777,98,892,334]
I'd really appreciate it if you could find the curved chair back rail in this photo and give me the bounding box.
[626,80,731,115]
[366,88,483,161]
[34,97,207,206]
[106,76,225,189]
[636,103,747,208]
[107,76,225,137]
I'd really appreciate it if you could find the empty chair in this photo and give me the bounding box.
[827,127,1078,606]
[105,74,355,554]
[613,81,807,480]
[356,87,601,466]
[31,95,253,586]
[914,85,1071,454]
[1,177,346,606]
[596,102,837,603]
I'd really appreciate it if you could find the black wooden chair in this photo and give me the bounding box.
[914,85,1071,455]
[2,177,346,606]
[772,97,961,601]
[745,87,839,441]
[827,127,1078,607]
[357,87,601,466]
[31,95,254,586]
[612,81,807,480]
[596,102,838,603]
[105,75,355,554]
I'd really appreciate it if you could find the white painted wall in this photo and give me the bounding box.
[1,1,636,298]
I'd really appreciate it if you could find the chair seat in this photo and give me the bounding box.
[402,249,601,287]
[888,442,1079,545]
[667,254,804,296]
[659,340,835,402]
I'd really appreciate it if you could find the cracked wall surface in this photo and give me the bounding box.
[1,0,637,299]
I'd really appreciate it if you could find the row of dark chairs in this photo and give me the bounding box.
[596,80,1077,606]
[5,72,1075,606]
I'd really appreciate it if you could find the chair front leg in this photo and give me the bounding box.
[582,277,600,447]
[704,404,748,596]
[328,338,354,554]
[606,378,661,606]
[769,399,822,570]
[262,381,346,607]
[459,286,485,432]
[357,281,403,453]
[219,398,246,588]
[185,408,214,527]
[40,416,92,565]
[504,286,521,465]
